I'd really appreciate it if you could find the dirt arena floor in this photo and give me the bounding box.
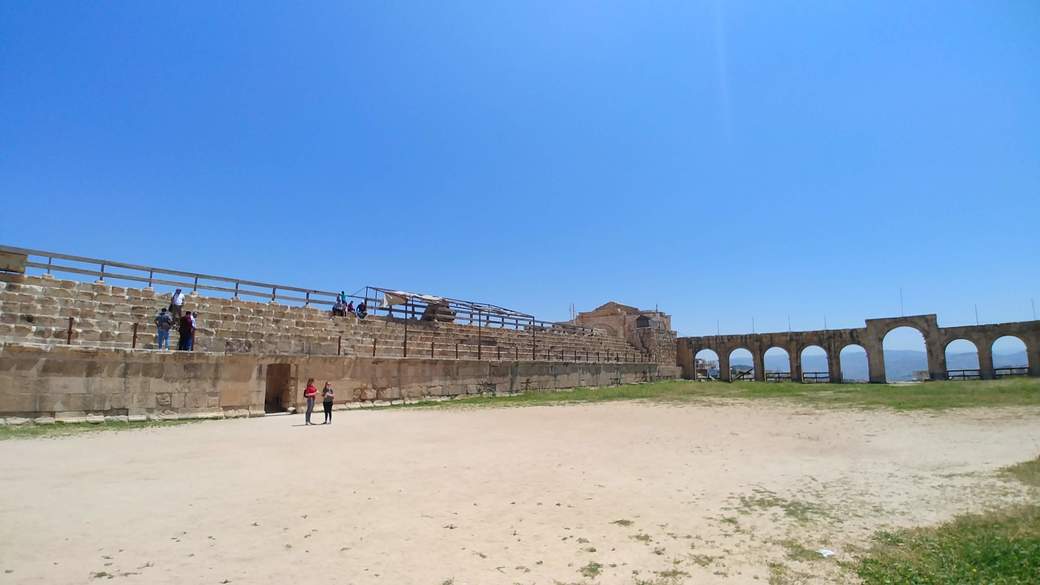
[2,401,1039,585]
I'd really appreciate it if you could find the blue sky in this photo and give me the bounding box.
[2,1,1038,349]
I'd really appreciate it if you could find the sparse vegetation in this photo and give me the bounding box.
[0,419,202,441]
[1002,455,1040,489]
[689,553,715,567]
[856,504,1040,584]
[386,377,1040,412]
[578,561,602,578]
[778,540,819,562]
[738,489,827,523]
[767,562,811,585]
[610,519,634,527]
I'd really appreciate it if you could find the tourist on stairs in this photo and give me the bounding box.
[303,378,317,425]
[332,299,347,317]
[322,382,335,424]
[169,288,185,321]
[154,308,173,350]
[177,310,195,351]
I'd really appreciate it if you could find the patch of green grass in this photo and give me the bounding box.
[610,518,634,527]
[386,377,1040,412]
[578,561,602,578]
[1003,455,1040,488]
[630,532,653,543]
[0,419,202,441]
[856,503,1040,584]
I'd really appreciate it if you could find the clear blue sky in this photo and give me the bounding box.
[2,2,1038,349]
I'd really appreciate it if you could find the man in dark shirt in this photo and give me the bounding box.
[178,312,195,351]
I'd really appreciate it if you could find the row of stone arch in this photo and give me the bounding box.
[693,334,1029,383]
[677,314,1040,383]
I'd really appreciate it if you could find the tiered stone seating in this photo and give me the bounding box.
[0,273,657,363]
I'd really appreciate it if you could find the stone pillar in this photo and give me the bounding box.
[925,336,946,381]
[1029,342,1039,377]
[978,342,995,380]
[827,350,842,383]
[677,343,695,380]
[865,337,886,383]
[789,348,802,382]
[753,349,766,382]
[719,351,731,382]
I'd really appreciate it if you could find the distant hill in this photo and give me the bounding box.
[729,350,1027,382]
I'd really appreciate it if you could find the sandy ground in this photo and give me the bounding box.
[1,402,1039,585]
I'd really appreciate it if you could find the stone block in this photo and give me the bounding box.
[5,417,29,425]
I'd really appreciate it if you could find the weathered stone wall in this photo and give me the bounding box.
[0,342,681,423]
[0,272,657,364]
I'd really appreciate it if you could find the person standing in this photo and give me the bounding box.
[170,288,186,321]
[321,382,335,424]
[190,311,200,351]
[177,310,194,351]
[154,308,173,350]
[303,378,317,425]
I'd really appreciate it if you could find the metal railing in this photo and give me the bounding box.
[1,244,593,334]
[765,371,791,382]
[3,244,339,307]
[994,366,1029,378]
[733,368,754,381]
[355,286,595,336]
[801,371,830,383]
[946,368,981,380]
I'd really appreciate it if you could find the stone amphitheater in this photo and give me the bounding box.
[0,247,680,423]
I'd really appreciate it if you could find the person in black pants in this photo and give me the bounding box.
[321,382,335,424]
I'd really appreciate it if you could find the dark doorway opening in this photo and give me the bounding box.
[265,364,292,413]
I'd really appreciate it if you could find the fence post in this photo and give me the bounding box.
[66,317,74,344]
[455,342,459,360]
[497,345,501,360]
[99,263,105,282]
[338,335,342,356]
[132,323,138,349]
[515,346,519,360]
[431,340,435,358]
[531,319,536,360]
[477,310,482,361]
[372,338,376,357]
